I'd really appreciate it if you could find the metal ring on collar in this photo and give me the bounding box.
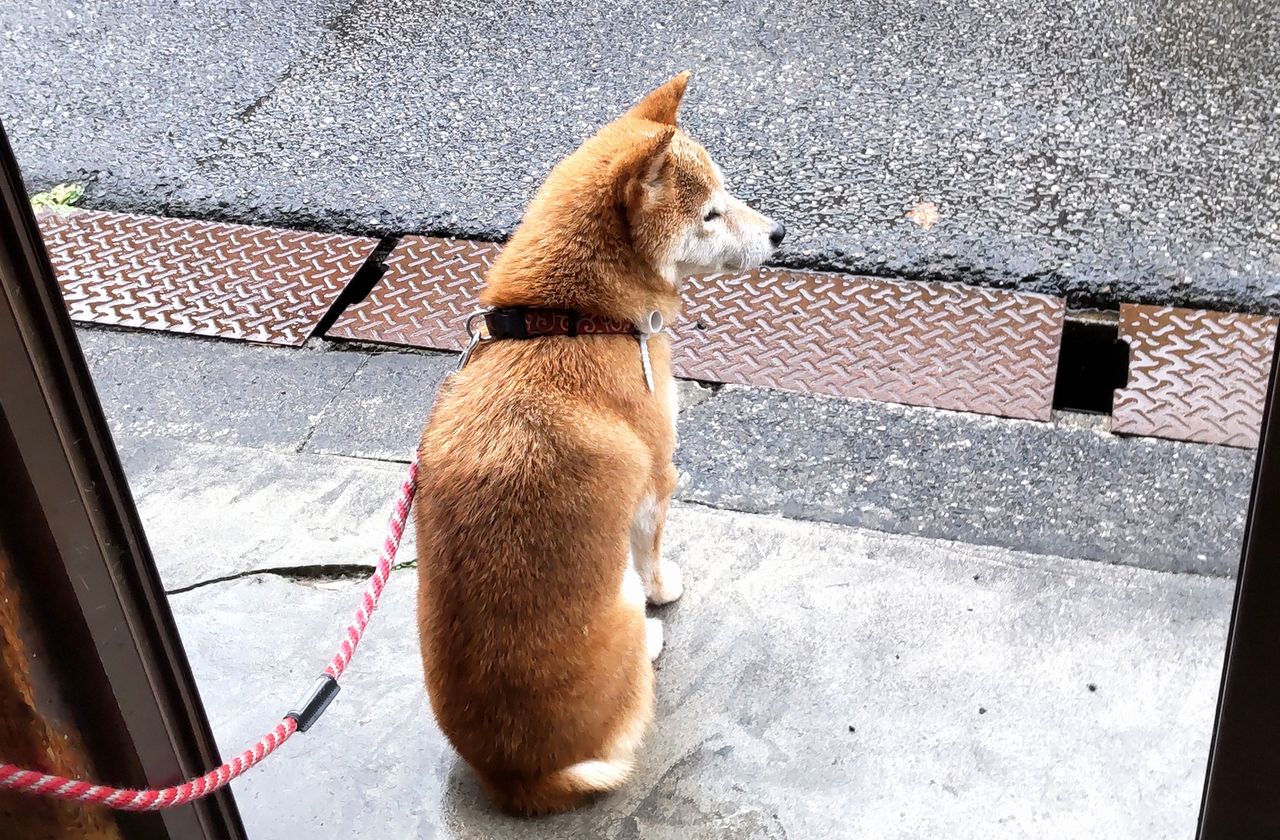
[464,309,488,340]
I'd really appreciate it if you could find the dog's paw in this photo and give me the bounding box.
[645,618,664,660]
[646,561,683,606]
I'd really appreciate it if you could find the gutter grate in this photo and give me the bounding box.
[38,209,378,346]
[329,235,1065,421]
[1113,304,1278,447]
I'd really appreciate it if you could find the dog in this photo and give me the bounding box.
[414,72,784,816]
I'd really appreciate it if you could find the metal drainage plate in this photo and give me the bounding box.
[1113,304,1279,448]
[38,209,378,346]
[330,235,1065,421]
[677,270,1063,421]
[328,236,497,350]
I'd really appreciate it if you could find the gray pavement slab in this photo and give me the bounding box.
[88,327,1253,578]
[117,435,411,591]
[303,348,455,460]
[4,0,1279,313]
[79,327,365,452]
[677,385,1254,577]
[170,503,1231,839]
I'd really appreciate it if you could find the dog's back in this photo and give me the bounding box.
[416,337,665,814]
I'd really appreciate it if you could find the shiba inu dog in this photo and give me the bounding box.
[415,73,784,816]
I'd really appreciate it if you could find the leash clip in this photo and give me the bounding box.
[455,310,489,373]
[286,674,341,733]
[637,311,663,393]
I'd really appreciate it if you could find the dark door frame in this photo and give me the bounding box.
[1197,318,1280,832]
[0,122,245,838]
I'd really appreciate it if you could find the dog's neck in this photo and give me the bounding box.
[480,220,682,329]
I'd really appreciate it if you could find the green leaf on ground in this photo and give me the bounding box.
[30,182,85,213]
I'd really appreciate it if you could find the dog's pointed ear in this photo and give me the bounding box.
[627,72,691,126]
[639,126,677,189]
[618,126,677,211]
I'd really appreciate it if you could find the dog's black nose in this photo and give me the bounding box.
[769,221,786,247]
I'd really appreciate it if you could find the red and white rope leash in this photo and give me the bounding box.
[0,459,419,811]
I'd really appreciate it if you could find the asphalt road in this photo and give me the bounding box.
[3,0,1278,312]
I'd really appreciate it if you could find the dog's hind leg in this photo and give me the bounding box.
[645,617,664,660]
[623,565,664,659]
[630,464,682,605]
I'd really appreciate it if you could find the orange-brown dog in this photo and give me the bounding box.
[415,73,784,816]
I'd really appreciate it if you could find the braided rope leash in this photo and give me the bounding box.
[0,459,419,811]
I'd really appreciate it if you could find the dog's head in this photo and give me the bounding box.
[612,73,785,283]
[488,74,785,320]
[521,74,783,285]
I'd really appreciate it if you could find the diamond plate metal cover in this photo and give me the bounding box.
[330,235,1065,420]
[1113,304,1278,448]
[677,271,1063,420]
[329,236,497,350]
[38,209,378,346]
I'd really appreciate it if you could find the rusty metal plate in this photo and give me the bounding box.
[332,235,1064,420]
[328,235,498,350]
[1113,304,1278,448]
[38,209,377,345]
[676,271,1063,420]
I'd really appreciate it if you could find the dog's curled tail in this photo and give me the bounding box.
[490,757,635,816]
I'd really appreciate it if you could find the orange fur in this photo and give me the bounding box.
[415,73,779,816]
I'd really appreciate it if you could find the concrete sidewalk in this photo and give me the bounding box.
[164,473,1229,839]
[77,324,1237,838]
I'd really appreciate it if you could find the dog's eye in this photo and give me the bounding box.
[703,209,721,222]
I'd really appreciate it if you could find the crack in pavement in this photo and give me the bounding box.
[295,352,372,454]
[166,559,418,595]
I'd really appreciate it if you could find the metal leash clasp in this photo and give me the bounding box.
[637,310,663,393]
[455,310,489,374]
